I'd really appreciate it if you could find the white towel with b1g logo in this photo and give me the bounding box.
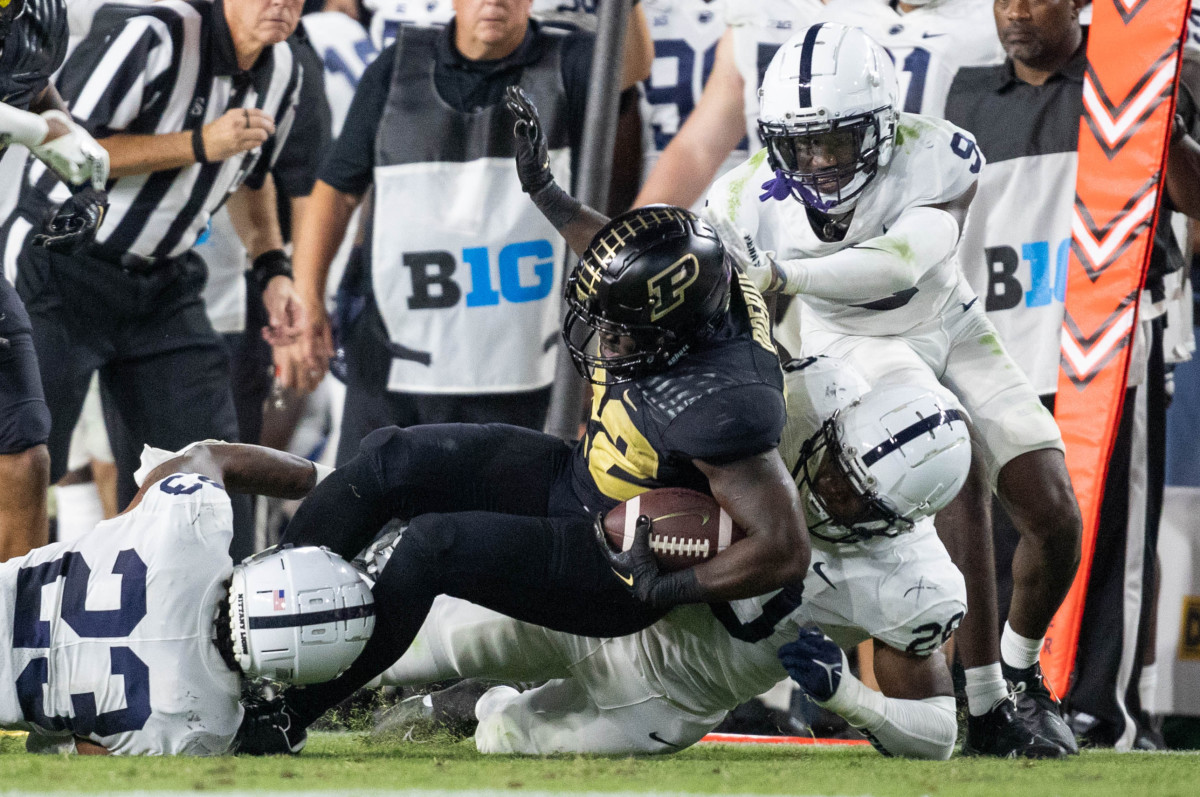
[372,155,569,394]
[0,473,241,755]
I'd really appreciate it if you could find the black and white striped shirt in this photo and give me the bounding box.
[43,0,301,260]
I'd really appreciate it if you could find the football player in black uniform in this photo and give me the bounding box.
[0,0,109,562]
[235,91,808,755]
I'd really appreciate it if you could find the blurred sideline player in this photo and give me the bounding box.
[371,358,971,759]
[638,0,745,210]
[706,23,1081,757]
[816,0,1004,120]
[0,0,109,562]
[1,442,374,755]
[635,0,825,211]
[54,375,118,545]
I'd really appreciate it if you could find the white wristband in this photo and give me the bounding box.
[0,101,50,149]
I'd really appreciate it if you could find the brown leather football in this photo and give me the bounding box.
[602,488,746,572]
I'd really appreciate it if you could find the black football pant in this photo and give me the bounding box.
[0,278,50,454]
[280,423,667,727]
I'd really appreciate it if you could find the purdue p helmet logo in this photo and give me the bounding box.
[647,254,700,322]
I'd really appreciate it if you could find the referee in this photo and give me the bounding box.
[11,0,306,522]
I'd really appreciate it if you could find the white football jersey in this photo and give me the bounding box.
[815,0,1005,119]
[640,0,740,176]
[725,0,826,148]
[705,112,982,336]
[303,12,379,138]
[0,474,241,755]
[366,0,453,50]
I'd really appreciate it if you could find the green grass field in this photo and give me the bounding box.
[1,732,1197,796]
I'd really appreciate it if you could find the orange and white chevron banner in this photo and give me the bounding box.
[1044,0,1191,693]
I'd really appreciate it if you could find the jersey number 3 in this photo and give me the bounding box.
[13,550,152,736]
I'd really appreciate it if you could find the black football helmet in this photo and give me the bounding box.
[563,205,732,385]
[0,0,27,40]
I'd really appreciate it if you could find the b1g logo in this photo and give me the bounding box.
[402,240,555,310]
[983,239,1070,312]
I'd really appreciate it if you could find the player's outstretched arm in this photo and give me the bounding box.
[780,630,957,760]
[506,86,610,255]
[126,443,321,512]
[758,185,976,298]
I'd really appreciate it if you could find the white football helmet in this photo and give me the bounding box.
[797,384,971,543]
[227,546,375,684]
[757,23,899,214]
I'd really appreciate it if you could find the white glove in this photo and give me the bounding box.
[30,111,110,189]
[133,439,229,486]
[708,214,786,293]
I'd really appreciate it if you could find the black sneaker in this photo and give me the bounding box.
[1003,662,1080,755]
[962,695,1069,759]
[235,695,307,755]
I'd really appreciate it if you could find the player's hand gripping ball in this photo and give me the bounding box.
[600,488,746,572]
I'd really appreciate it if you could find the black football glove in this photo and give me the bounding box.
[505,85,554,195]
[32,187,109,254]
[593,512,705,610]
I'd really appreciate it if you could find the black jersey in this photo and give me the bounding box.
[0,0,67,111]
[569,272,786,511]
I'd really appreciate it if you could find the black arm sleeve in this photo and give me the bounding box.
[317,42,395,195]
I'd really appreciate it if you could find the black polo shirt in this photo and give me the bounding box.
[945,37,1087,166]
[320,18,595,196]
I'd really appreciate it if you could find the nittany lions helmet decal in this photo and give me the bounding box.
[796,384,971,543]
[228,546,375,684]
[563,205,731,385]
[758,23,899,214]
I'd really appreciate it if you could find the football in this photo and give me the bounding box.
[602,488,746,572]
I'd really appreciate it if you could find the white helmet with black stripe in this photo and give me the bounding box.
[227,546,375,684]
[796,383,971,543]
[757,22,899,214]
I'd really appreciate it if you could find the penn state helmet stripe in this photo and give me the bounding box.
[797,23,824,109]
[248,603,376,630]
[860,409,966,467]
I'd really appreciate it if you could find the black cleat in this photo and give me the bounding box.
[962,694,1069,759]
[235,695,307,755]
[1004,662,1080,755]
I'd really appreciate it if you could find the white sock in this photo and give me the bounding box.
[1000,621,1043,671]
[964,663,1009,716]
[1139,663,1158,714]
[54,482,104,545]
